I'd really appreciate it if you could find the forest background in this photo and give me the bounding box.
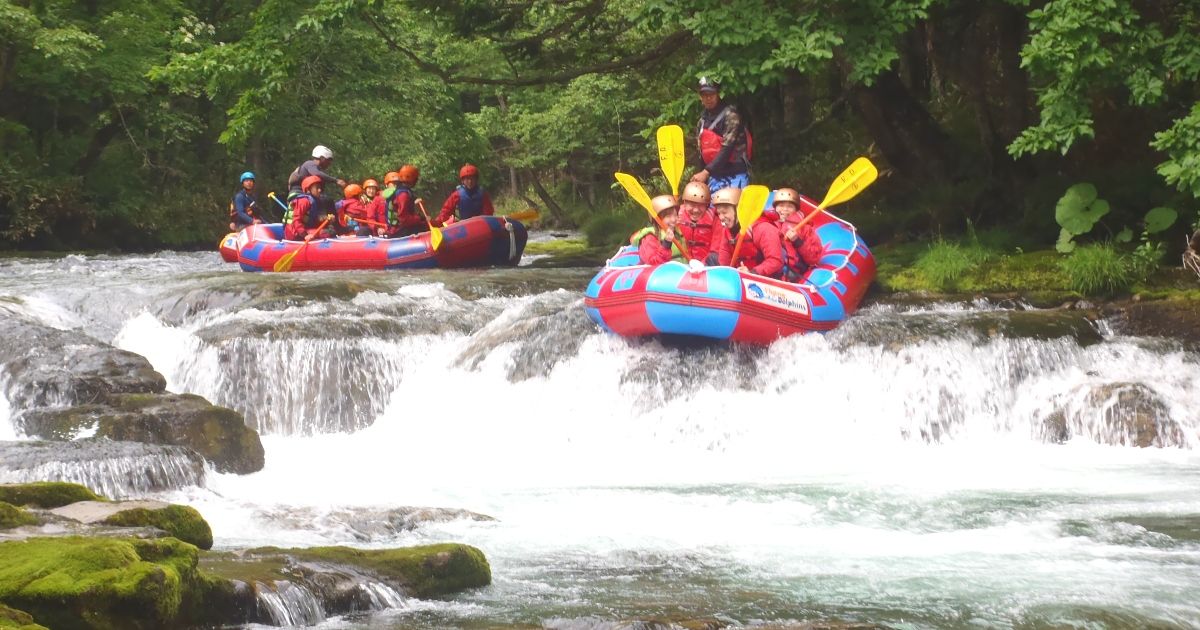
[1,0,1197,278]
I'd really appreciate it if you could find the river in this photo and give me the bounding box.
[1,249,1198,629]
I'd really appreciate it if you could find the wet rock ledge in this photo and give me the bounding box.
[0,312,263,476]
[0,482,492,629]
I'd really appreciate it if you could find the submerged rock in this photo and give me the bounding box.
[1040,382,1186,448]
[0,440,206,499]
[17,393,264,475]
[251,505,495,541]
[0,603,47,630]
[1105,299,1200,346]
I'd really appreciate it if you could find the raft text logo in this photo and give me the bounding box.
[742,279,810,315]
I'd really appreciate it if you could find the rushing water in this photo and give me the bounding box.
[1,249,1199,629]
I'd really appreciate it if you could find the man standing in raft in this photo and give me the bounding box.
[677,181,716,262]
[435,163,495,226]
[287,145,346,193]
[229,171,260,231]
[689,77,752,192]
[632,195,686,265]
[709,187,783,278]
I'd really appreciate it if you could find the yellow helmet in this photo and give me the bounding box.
[650,194,679,217]
[682,181,711,205]
[711,187,740,207]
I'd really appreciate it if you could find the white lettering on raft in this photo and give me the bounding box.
[742,279,811,316]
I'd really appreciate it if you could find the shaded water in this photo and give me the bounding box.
[1,251,1199,629]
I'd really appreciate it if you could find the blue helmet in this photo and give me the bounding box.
[240,171,255,182]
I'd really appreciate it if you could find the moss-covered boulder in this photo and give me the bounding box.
[0,536,212,630]
[0,483,102,509]
[45,501,213,550]
[18,394,265,475]
[0,504,36,531]
[203,542,491,599]
[0,603,48,630]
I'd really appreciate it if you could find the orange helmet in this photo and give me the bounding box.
[383,171,401,186]
[773,188,800,206]
[301,175,323,192]
[398,164,419,185]
[344,184,363,199]
[711,187,740,207]
[682,181,710,205]
[650,194,679,217]
[459,163,479,179]
[362,178,379,189]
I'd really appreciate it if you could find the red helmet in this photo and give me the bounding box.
[301,175,323,192]
[362,179,379,189]
[398,164,419,185]
[459,164,479,179]
[343,184,363,199]
[383,172,401,186]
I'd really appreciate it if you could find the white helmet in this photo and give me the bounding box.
[312,145,334,160]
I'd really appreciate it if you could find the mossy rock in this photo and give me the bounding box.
[0,504,36,531]
[100,505,213,550]
[231,543,491,598]
[0,603,48,630]
[0,483,103,509]
[47,501,213,550]
[0,536,203,629]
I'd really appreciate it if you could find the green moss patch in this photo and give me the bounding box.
[523,238,588,255]
[0,504,36,531]
[101,505,213,550]
[0,536,201,629]
[0,484,103,509]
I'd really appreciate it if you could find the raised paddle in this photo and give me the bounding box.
[614,172,691,260]
[414,199,443,251]
[504,208,540,222]
[268,192,289,217]
[728,185,770,268]
[656,124,686,197]
[792,157,879,230]
[274,216,331,272]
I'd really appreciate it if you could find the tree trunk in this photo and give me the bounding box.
[526,171,572,226]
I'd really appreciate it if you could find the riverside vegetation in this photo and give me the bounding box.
[1,0,1198,299]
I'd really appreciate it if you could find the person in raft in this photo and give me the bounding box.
[385,165,424,237]
[435,163,495,226]
[284,175,335,241]
[677,181,716,263]
[229,171,260,231]
[335,183,367,236]
[287,145,346,194]
[360,178,386,237]
[689,77,752,192]
[708,187,783,278]
[631,195,686,265]
[772,187,823,281]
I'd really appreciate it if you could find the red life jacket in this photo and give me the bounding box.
[678,208,716,261]
[698,105,753,165]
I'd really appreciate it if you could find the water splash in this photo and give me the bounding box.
[254,580,326,626]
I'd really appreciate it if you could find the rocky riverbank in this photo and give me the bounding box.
[0,482,492,629]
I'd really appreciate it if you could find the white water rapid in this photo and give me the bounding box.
[1,252,1199,629]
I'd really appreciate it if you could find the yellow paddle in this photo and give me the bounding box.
[504,208,540,222]
[728,185,770,268]
[614,172,690,260]
[656,124,685,197]
[415,199,443,250]
[793,157,878,229]
[274,216,331,272]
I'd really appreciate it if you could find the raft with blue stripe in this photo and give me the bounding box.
[234,215,527,272]
[584,195,875,344]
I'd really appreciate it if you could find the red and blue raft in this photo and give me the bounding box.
[234,215,527,272]
[584,195,875,344]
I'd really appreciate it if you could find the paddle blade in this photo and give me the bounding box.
[819,157,878,209]
[736,185,770,232]
[273,248,299,272]
[614,172,654,212]
[656,125,685,197]
[505,208,540,222]
[430,226,443,250]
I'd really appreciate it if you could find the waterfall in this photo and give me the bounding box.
[254,580,326,627]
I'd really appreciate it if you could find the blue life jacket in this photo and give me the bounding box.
[456,185,485,220]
